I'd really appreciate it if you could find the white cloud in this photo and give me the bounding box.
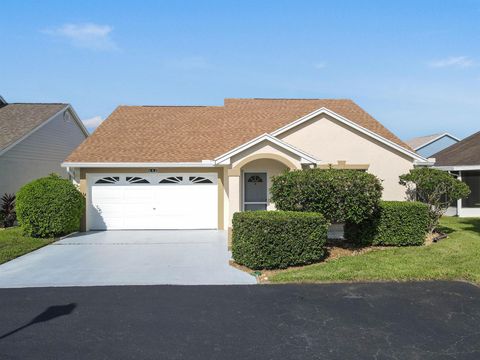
[428,56,475,68]
[42,23,118,51]
[314,62,327,69]
[82,116,104,129]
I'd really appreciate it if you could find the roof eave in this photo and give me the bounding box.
[61,161,216,168]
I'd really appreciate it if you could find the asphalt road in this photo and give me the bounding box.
[0,282,479,359]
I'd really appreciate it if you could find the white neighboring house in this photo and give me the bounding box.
[433,131,480,217]
[0,97,89,195]
[406,132,460,158]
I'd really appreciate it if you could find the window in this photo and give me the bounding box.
[462,171,480,208]
[189,176,213,184]
[159,176,183,184]
[247,175,264,184]
[126,176,149,184]
[95,176,120,184]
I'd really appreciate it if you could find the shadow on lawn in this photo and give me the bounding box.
[0,303,77,340]
[438,217,480,235]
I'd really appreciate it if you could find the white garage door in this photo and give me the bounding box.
[88,173,218,230]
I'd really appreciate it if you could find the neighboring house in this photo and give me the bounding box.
[433,131,480,217]
[62,98,428,231]
[0,98,89,195]
[406,133,460,158]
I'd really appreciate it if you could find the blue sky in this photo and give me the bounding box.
[1,0,479,140]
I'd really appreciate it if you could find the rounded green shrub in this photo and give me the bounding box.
[16,174,85,238]
[344,201,430,246]
[232,211,329,269]
[270,168,383,224]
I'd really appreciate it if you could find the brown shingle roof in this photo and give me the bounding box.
[65,98,411,163]
[0,103,67,151]
[433,131,480,166]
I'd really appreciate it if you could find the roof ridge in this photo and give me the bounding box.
[7,102,68,106]
[225,98,353,101]
[118,105,218,108]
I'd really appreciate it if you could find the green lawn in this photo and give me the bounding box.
[270,217,480,284]
[0,227,54,264]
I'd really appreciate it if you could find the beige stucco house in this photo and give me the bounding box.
[62,98,428,231]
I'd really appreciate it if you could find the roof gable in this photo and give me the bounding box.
[406,133,460,150]
[0,103,68,152]
[433,131,480,166]
[65,98,414,163]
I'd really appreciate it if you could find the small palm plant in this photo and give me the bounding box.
[0,193,16,228]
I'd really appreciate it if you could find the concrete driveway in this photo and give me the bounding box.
[0,230,256,287]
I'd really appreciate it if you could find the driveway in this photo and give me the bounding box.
[0,282,479,359]
[0,230,256,287]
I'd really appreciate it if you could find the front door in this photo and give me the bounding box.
[244,172,268,211]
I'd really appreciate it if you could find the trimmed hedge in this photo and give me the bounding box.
[16,174,85,238]
[344,201,430,246]
[232,211,329,269]
[270,168,383,224]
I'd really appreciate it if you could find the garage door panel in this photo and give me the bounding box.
[88,174,218,230]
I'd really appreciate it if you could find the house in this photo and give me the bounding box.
[62,98,428,231]
[406,133,460,158]
[0,97,89,195]
[433,131,480,217]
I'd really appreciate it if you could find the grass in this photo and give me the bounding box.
[270,217,480,284]
[0,227,54,264]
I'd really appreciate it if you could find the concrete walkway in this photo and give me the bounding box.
[0,230,256,287]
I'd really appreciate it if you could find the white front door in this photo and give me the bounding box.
[88,173,218,230]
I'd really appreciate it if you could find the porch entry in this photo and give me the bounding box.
[243,172,268,211]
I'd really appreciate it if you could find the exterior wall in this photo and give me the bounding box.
[0,109,87,195]
[79,167,225,231]
[277,113,415,200]
[417,136,459,158]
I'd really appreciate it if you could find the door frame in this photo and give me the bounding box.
[242,171,268,211]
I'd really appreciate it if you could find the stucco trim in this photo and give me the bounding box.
[317,160,369,170]
[270,107,427,162]
[228,153,300,176]
[215,133,318,165]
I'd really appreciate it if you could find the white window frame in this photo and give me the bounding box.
[243,171,268,211]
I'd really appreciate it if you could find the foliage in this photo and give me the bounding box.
[16,174,85,238]
[232,211,329,269]
[270,168,383,224]
[399,168,470,232]
[0,193,16,228]
[345,201,430,246]
[270,217,480,283]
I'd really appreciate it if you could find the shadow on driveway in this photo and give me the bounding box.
[0,303,76,340]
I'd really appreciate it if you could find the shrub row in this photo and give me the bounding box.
[16,174,85,238]
[344,201,430,246]
[232,211,329,270]
[270,168,383,224]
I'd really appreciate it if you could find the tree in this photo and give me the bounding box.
[399,168,470,232]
